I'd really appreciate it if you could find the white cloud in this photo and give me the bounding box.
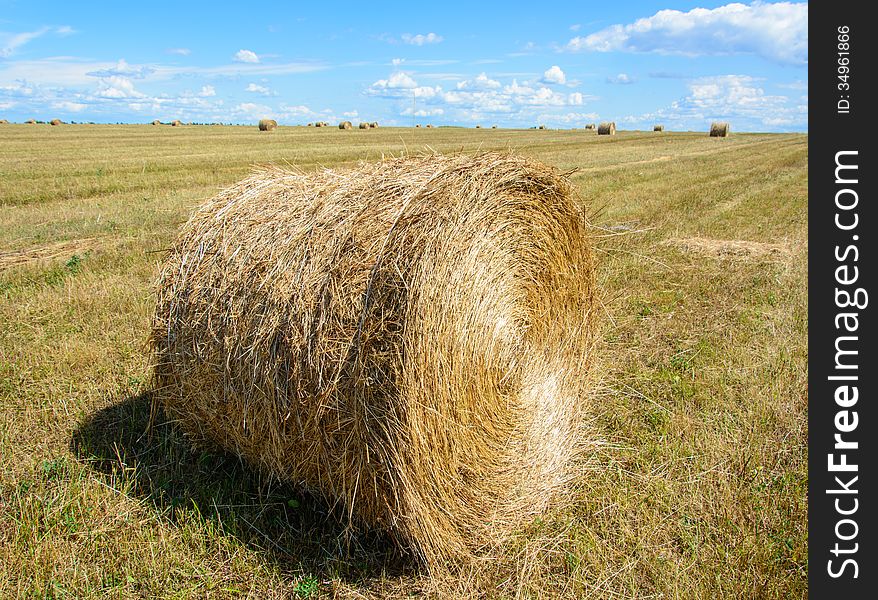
[1,26,72,58]
[391,58,405,66]
[51,100,87,112]
[402,107,445,117]
[456,72,501,90]
[607,73,634,85]
[96,76,144,99]
[367,71,442,99]
[569,24,581,32]
[566,2,808,65]
[626,74,806,131]
[568,92,584,105]
[198,85,215,97]
[401,33,443,46]
[234,49,260,64]
[245,82,273,95]
[542,65,566,85]
[167,48,191,56]
[87,59,154,79]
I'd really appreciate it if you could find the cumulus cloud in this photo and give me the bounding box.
[234,49,260,63]
[607,73,634,85]
[401,32,443,46]
[51,100,87,112]
[626,74,806,131]
[198,85,215,97]
[96,76,144,99]
[566,2,807,65]
[367,72,441,99]
[245,82,273,95]
[541,65,567,85]
[456,72,501,90]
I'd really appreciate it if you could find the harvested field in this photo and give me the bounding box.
[0,124,808,599]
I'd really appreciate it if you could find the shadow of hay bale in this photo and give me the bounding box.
[70,392,414,581]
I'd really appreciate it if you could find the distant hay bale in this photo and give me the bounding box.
[152,120,162,126]
[653,125,664,132]
[339,121,353,130]
[307,122,313,127]
[709,121,730,137]
[491,125,497,129]
[0,119,8,124]
[359,122,370,129]
[584,124,595,130]
[597,122,616,135]
[171,120,183,127]
[370,122,379,128]
[151,151,597,570]
[258,119,278,131]
[25,119,36,124]
[475,124,481,128]
[425,124,433,128]
[50,119,63,126]
[415,124,421,128]
[315,122,324,127]
[538,125,546,130]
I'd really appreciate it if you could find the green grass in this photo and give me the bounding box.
[0,124,807,598]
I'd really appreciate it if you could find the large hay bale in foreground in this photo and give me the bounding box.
[152,152,597,569]
[597,122,615,135]
[710,121,730,137]
[339,121,352,129]
[258,119,277,131]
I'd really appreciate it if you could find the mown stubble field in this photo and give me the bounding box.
[0,124,807,598]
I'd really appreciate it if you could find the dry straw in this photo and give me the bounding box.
[359,122,370,129]
[151,151,598,570]
[0,119,8,124]
[339,121,353,129]
[710,121,730,137]
[653,124,664,132]
[152,120,162,126]
[597,122,616,135]
[258,119,278,131]
[50,119,63,126]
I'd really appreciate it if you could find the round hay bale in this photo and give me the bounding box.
[358,122,370,129]
[425,124,433,128]
[491,125,498,129]
[152,119,162,126]
[597,122,616,135]
[151,152,597,569]
[339,121,352,130]
[709,121,730,137]
[538,125,546,130]
[415,124,421,128]
[584,124,595,130]
[653,124,664,132]
[475,124,481,128]
[50,119,63,126]
[258,119,278,131]
[25,119,36,124]
[0,119,8,124]
[370,122,379,128]
[307,122,313,127]
[171,120,183,127]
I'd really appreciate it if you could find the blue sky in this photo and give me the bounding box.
[1,1,807,131]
